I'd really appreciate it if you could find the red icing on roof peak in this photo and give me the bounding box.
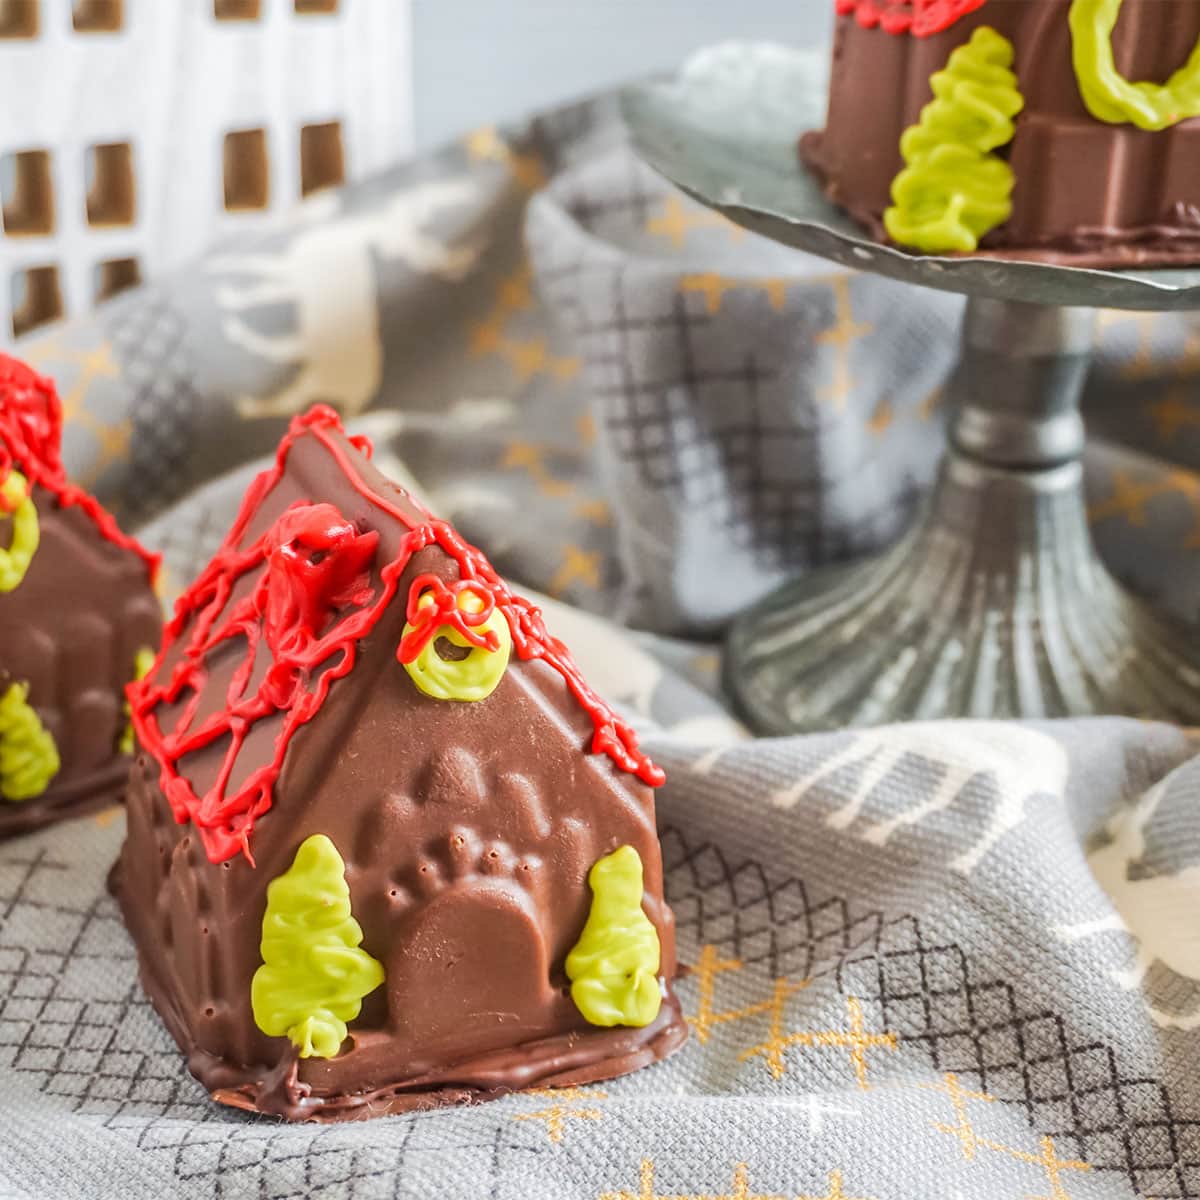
[836,0,988,37]
[130,406,664,866]
[265,503,379,651]
[0,352,159,579]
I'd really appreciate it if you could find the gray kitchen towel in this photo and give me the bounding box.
[6,53,1200,1199]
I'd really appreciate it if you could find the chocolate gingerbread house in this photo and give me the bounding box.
[112,406,687,1121]
[801,0,1200,266]
[0,354,161,839]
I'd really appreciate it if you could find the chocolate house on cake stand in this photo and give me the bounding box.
[622,44,1200,733]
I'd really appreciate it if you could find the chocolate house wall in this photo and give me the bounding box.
[807,0,1200,259]
[116,430,681,1114]
[0,488,161,838]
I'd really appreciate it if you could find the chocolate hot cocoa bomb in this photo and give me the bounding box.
[112,405,688,1121]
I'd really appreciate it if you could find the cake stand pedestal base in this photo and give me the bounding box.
[724,299,1200,732]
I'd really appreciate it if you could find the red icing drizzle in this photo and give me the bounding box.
[0,352,159,580]
[836,0,987,37]
[398,573,503,661]
[130,405,664,866]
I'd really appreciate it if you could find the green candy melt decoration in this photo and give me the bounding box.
[1070,0,1200,131]
[251,834,385,1060]
[0,681,60,802]
[401,588,512,702]
[119,646,157,755]
[884,26,1024,255]
[566,845,662,1028]
[0,470,40,594]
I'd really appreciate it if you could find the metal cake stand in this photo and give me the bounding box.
[622,44,1200,733]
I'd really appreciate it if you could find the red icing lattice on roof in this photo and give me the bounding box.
[836,0,988,37]
[129,405,665,866]
[0,352,159,579]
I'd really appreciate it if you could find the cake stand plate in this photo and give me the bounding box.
[621,44,1200,733]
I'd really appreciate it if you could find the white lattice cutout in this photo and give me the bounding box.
[0,0,413,341]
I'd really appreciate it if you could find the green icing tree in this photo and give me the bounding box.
[251,834,385,1059]
[566,845,662,1028]
[884,26,1024,254]
[0,681,60,802]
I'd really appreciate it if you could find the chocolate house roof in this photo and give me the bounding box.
[130,405,664,865]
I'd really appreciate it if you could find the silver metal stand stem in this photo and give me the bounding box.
[724,297,1200,733]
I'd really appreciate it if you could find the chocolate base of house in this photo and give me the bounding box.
[0,756,130,841]
[114,878,687,1122]
[112,756,690,1123]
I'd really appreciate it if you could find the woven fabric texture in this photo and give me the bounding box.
[4,88,1200,1200]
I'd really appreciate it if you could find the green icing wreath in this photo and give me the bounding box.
[0,471,39,594]
[1070,0,1200,131]
[401,588,512,703]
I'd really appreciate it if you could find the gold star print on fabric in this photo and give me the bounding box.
[1089,467,1200,547]
[1096,310,1200,385]
[918,385,945,421]
[685,946,896,1087]
[598,1162,876,1200]
[687,946,809,1064]
[463,124,547,194]
[679,273,789,315]
[867,398,893,435]
[470,262,580,383]
[814,276,872,412]
[1096,311,1200,453]
[1095,309,1162,382]
[573,498,612,526]
[500,438,611,526]
[919,1073,1091,1199]
[738,995,897,1089]
[24,337,130,487]
[548,545,603,598]
[646,194,746,249]
[513,1086,605,1144]
[501,441,574,499]
[1150,386,1200,441]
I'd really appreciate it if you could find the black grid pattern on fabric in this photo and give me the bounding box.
[535,252,908,568]
[530,93,624,178]
[660,827,1200,1200]
[102,1113,546,1200]
[10,820,1196,1193]
[0,849,549,1199]
[555,157,662,241]
[145,500,229,591]
[0,849,212,1122]
[541,261,817,550]
[106,291,202,521]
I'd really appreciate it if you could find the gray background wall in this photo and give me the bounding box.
[411,0,831,149]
